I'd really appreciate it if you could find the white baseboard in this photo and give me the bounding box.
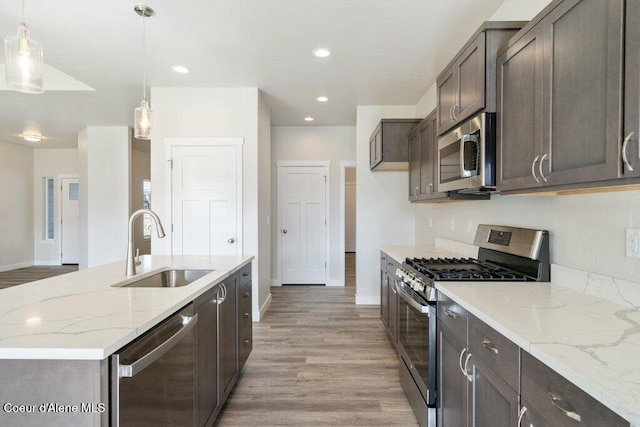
[326,279,343,287]
[34,261,62,266]
[0,261,33,273]
[355,295,380,305]
[270,279,281,287]
[255,292,272,322]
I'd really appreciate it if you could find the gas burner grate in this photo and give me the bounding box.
[404,257,529,282]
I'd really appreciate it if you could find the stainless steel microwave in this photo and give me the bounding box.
[436,112,496,194]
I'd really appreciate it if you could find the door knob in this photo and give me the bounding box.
[282,229,287,234]
[228,238,235,244]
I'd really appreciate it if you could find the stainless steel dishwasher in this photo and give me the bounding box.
[110,303,198,426]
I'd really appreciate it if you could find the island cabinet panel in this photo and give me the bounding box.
[237,263,252,371]
[0,359,108,427]
[437,323,468,427]
[498,0,625,193]
[195,285,219,427]
[520,351,628,426]
[218,276,238,402]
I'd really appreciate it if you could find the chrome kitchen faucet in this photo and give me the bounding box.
[126,209,166,276]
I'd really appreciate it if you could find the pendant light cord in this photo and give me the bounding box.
[142,14,147,101]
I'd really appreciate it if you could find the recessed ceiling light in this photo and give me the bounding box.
[312,48,332,58]
[172,65,190,74]
[317,96,328,102]
[304,117,314,122]
[21,134,43,142]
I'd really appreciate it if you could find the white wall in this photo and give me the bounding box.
[33,149,79,265]
[151,87,270,320]
[0,142,33,271]
[257,92,272,315]
[270,126,357,286]
[78,127,131,269]
[356,106,416,304]
[414,0,640,285]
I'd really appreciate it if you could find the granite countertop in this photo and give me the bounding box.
[437,281,640,426]
[0,255,253,360]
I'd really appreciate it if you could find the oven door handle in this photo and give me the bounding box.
[396,283,431,314]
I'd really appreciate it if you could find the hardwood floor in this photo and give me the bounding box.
[215,252,418,426]
[0,265,79,289]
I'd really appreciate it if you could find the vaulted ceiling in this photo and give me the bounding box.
[0,0,505,148]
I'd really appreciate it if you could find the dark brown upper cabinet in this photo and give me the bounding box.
[498,0,628,194]
[436,22,525,136]
[369,119,421,171]
[409,111,448,201]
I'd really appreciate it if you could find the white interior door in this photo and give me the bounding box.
[61,177,80,264]
[279,165,327,284]
[171,145,239,256]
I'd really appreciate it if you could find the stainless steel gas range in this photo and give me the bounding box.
[393,224,550,427]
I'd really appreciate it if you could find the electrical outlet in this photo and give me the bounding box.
[429,217,433,228]
[450,219,455,231]
[466,220,473,234]
[626,229,640,258]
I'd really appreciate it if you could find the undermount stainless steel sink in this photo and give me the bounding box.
[119,269,214,288]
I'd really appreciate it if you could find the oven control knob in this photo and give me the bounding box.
[395,268,402,278]
[415,281,425,292]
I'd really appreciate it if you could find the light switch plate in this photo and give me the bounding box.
[626,229,640,258]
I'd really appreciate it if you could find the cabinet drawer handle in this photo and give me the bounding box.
[531,155,540,183]
[243,292,250,298]
[244,339,251,347]
[623,132,634,172]
[243,312,250,319]
[548,392,582,422]
[445,309,459,319]
[517,406,528,427]
[242,272,249,277]
[482,338,499,354]
[539,153,548,182]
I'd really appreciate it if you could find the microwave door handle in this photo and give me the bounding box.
[460,134,479,177]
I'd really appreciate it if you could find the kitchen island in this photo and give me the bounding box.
[0,255,253,426]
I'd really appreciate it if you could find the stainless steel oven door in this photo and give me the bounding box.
[396,280,437,407]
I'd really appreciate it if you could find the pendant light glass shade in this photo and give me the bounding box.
[135,99,152,139]
[133,5,153,140]
[4,23,44,94]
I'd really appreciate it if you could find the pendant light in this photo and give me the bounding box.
[134,5,153,140]
[4,0,44,94]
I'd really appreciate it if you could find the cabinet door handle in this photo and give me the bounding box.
[463,352,473,382]
[482,338,499,354]
[539,153,548,182]
[452,104,460,121]
[413,186,419,199]
[531,155,540,183]
[623,131,634,172]
[445,309,459,319]
[449,106,454,122]
[242,272,249,277]
[458,348,472,382]
[427,183,432,196]
[517,406,528,427]
[243,312,250,319]
[548,392,581,422]
[244,339,251,347]
[243,292,250,298]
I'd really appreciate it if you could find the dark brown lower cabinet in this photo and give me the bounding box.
[195,286,219,427]
[437,324,468,427]
[520,351,628,427]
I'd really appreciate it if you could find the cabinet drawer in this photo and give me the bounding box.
[238,326,252,370]
[521,351,628,426]
[238,264,251,286]
[468,314,519,392]
[437,293,468,342]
